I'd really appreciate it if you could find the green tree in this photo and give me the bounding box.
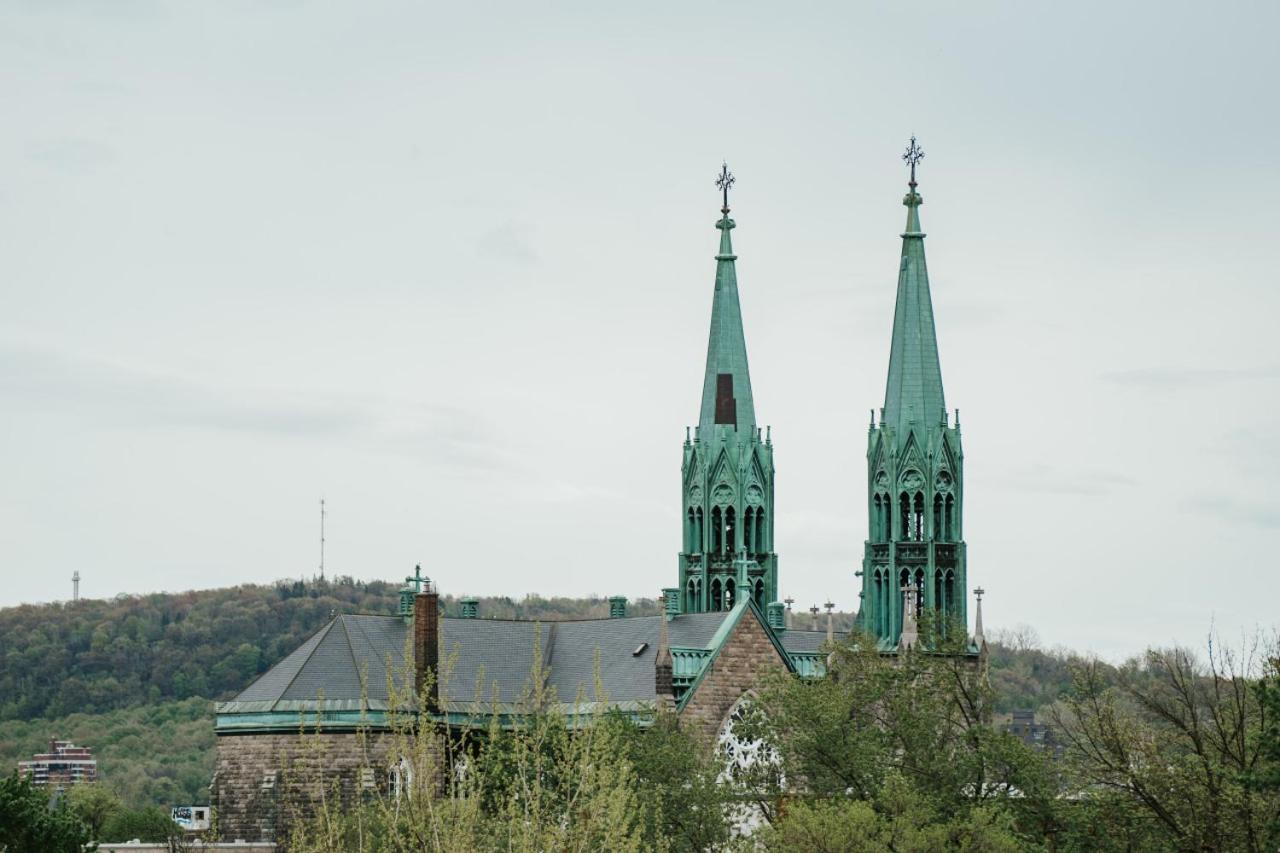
[101,805,180,843]
[1051,637,1280,851]
[740,620,1061,847]
[66,782,121,839]
[0,772,93,853]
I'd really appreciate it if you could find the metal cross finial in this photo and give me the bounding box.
[783,596,794,610]
[406,563,428,594]
[974,586,985,600]
[715,162,735,212]
[902,135,924,187]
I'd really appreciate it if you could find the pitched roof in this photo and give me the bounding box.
[882,184,946,432]
[219,610,736,717]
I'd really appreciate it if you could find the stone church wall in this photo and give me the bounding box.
[679,612,789,742]
[213,730,400,843]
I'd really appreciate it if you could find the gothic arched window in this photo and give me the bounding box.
[932,495,943,542]
[687,508,696,552]
[725,507,736,554]
[743,507,755,551]
[711,507,723,556]
[725,578,736,609]
[711,578,723,611]
[754,509,766,553]
[913,493,925,542]
[944,495,954,540]
[753,579,764,608]
[899,493,911,540]
[873,495,883,542]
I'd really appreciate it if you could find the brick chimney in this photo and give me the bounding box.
[414,581,440,713]
[655,590,674,706]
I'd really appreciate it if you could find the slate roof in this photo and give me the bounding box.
[219,610,740,717]
[779,628,847,654]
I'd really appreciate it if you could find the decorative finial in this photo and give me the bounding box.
[715,162,735,213]
[902,135,924,189]
[406,563,429,594]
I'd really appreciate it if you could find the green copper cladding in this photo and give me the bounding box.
[882,174,945,432]
[859,140,967,649]
[679,166,778,617]
[697,210,757,432]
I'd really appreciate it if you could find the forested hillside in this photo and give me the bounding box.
[0,577,663,721]
[0,579,1082,810]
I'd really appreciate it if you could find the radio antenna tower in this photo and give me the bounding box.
[72,570,80,602]
[319,498,326,581]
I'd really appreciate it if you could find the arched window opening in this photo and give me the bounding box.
[743,507,755,551]
[874,569,887,639]
[913,568,925,620]
[932,496,942,542]
[753,578,764,608]
[687,578,698,613]
[944,570,955,619]
[711,578,723,611]
[755,509,766,553]
[725,578,736,609]
[390,756,413,801]
[695,508,705,552]
[711,507,723,556]
[686,508,696,552]
[872,495,882,542]
[913,493,925,542]
[944,495,954,541]
[899,493,910,541]
[725,507,737,554]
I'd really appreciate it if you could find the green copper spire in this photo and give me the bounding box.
[698,163,756,433]
[883,136,946,430]
[679,164,777,616]
[859,137,968,651]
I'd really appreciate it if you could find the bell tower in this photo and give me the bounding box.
[859,138,967,647]
[677,165,778,614]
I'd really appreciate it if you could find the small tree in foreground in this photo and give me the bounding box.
[0,771,93,853]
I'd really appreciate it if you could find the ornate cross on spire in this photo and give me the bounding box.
[902,135,924,188]
[715,162,735,213]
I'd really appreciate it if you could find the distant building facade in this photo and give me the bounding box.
[1005,710,1064,761]
[18,738,98,788]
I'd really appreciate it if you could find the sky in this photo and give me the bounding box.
[2,0,1277,661]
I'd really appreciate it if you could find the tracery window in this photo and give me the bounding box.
[717,697,782,835]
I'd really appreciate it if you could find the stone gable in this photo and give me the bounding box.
[678,608,790,742]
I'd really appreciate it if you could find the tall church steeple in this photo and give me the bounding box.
[678,165,777,614]
[859,138,967,648]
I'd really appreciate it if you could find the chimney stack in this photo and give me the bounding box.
[414,577,440,713]
[655,591,674,705]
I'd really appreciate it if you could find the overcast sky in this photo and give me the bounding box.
[2,1,1277,660]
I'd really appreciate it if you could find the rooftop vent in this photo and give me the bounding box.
[632,642,649,657]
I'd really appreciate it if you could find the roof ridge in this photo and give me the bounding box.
[274,619,337,711]
[337,616,366,702]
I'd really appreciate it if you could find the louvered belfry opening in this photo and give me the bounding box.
[714,373,736,426]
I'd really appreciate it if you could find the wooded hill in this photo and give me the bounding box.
[0,577,1078,808]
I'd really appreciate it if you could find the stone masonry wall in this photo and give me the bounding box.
[679,610,790,742]
[213,730,398,843]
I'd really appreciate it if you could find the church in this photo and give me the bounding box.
[211,141,986,842]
